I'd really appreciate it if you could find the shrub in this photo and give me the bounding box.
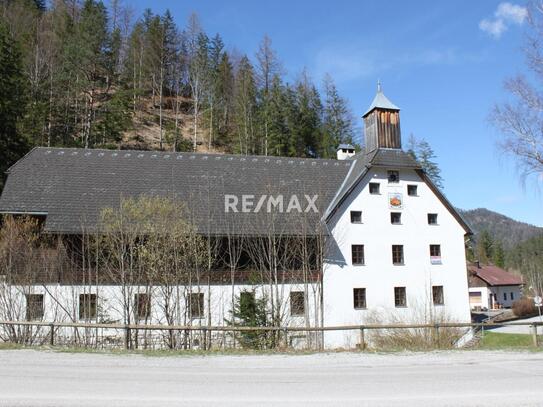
[512,297,537,317]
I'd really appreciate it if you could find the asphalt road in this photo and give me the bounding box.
[1,349,542,406]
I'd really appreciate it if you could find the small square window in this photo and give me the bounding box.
[290,292,305,316]
[134,293,151,320]
[432,286,444,305]
[387,170,399,183]
[369,182,380,194]
[79,293,97,320]
[352,244,365,265]
[407,185,418,196]
[390,212,402,225]
[392,245,404,265]
[353,288,367,309]
[350,211,362,224]
[428,213,438,225]
[430,244,441,264]
[188,293,204,319]
[394,287,407,307]
[26,294,44,321]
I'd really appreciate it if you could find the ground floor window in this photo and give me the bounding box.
[290,291,305,316]
[353,288,366,309]
[25,294,44,321]
[394,287,407,307]
[189,293,204,319]
[79,294,97,320]
[432,286,444,305]
[134,293,151,320]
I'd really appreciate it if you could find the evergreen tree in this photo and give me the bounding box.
[233,55,257,154]
[0,22,29,189]
[407,134,444,189]
[493,240,505,268]
[291,71,322,157]
[226,290,271,349]
[476,230,494,264]
[321,73,354,158]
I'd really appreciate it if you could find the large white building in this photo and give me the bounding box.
[0,86,472,349]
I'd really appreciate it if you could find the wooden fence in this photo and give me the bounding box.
[0,320,541,350]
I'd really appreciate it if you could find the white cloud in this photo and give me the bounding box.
[479,18,507,38]
[496,2,528,24]
[479,2,527,39]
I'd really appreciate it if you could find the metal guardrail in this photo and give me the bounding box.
[0,320,541,349]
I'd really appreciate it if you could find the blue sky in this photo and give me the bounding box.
[126,0,542,226]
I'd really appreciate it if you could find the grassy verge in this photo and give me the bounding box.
[479,332,543,350]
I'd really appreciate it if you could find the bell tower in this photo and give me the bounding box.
[363,82,401,153]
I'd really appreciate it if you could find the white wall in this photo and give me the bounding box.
[1,283,317,328]
[323,167,471,348]
[469,285,522,310]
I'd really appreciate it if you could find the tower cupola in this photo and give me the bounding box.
[363,82,401,152]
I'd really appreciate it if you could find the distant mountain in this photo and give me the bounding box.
[459,208,543,249]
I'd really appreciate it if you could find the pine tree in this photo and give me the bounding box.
[0,22,29,189]
[493,241,505,268]
[407,134,444,189]
[322,73,354,158]
[233,55,257,154]
[476,230,494,264]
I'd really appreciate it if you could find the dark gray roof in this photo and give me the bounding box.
[0,148,351,235]
[0,147,471,235]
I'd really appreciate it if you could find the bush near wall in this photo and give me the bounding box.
[512,297,537,317]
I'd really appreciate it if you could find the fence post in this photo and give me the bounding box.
[283,328,288,348]
[532,325,538,348]
[124,325,130,350]
[49,323,55,346]
[434,323,440,347]
[359,327,365,350]
[202,327,207,351]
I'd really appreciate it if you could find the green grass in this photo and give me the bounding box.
[479,332,543,349]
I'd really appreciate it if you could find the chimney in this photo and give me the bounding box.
[337,144,355,160]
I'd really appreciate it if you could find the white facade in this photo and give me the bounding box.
[468,285,522,310]
[323,166,471,348]
[1,164,472,350]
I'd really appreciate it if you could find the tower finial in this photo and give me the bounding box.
[377,79,382,93]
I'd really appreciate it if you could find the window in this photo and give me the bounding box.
[430,244,441,264]
[353,288,367,309]
[25,294,44,321]
[351,245,365,265]
[392,245,404,265]
[79,294,97,320]
[428,213,438,225]
[390,212,402,225]
[387,170,399,183]
[290,292,305,316]
[134,293,151,320]
[369,182,380,194]
[350,211,362,224]
[394,287,407,307]
[510,292,514,300]
[188,293,204,319]
[407,185,418,196]
[432,286,444,305]
[503,292,507,302]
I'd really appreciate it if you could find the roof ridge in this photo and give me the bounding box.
[33,146,344,163]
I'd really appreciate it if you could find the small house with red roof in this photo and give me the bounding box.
[468,262,524,310]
